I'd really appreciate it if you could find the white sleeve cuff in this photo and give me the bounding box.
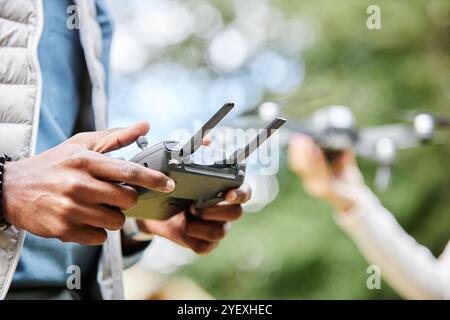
[333,186,381,228]
[123,218,154,242]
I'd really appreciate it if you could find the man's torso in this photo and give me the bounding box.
[7,0,112,300]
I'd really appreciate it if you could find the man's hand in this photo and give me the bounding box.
[137,184,251,254]
[2,122,175,245]
[288,133,365,212]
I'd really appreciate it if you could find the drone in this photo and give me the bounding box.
[233,102,449,191]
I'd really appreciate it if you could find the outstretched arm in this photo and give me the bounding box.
[288,134,450,300]
[334,185,449,300]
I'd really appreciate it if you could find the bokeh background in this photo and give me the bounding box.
[108,0,450,299]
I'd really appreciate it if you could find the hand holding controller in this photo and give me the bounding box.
[125,103,286,220]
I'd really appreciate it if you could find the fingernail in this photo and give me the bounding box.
[224,222,232,234]
[166,179,176,192]
[313,146,322,158]
[190,204,200,216]
[293,133,307,143]
[228,191,237,202]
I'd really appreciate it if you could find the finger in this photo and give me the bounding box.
[138,213,185,243]
[202,136,212,146]
[225,183,251,204]
[288,133,315,175]
[60,225,107,246]
[182,235,218,255]
[137,213,218,255]
[333,150,354,177]
[138,213,220,254]
[68,204,126,231]
[194,204,242,222]
[72,179,138,210]
[288,133,336,198]
[70,122,150,153]
[185,219,228,242]
[288,133,328,177]
[335,150,365,184]
[85,153,175,193]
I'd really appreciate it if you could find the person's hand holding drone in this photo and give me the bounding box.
[288,133,366,213]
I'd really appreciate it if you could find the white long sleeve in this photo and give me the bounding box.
[334,187,450,300]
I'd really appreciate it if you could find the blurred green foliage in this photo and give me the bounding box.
[181,0,450,299]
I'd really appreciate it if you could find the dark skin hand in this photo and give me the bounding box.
[2,122,250,253]
[137,183,251,254]
[2,123,173,245]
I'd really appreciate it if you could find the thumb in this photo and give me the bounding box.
[288,133,328,178]
[334,150,365,185]
[202,135,212,147]
[70,122,150,153]
[332,150,354,177]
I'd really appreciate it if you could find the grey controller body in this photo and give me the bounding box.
[125,141,245,220]
[124,103,286,220]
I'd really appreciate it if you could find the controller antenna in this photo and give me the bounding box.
[136,136,148,151]
[180,103,234,158]
[227,117,286,164]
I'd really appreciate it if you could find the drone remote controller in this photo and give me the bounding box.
[125,103,286,220]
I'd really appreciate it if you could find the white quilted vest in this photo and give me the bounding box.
[0,0,123,300]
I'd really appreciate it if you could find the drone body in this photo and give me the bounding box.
[256,102,445,191]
